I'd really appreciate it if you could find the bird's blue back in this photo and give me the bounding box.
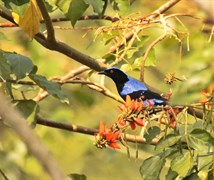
[118,75,166,106]
[99,67,167,105]
[120,76,148,96]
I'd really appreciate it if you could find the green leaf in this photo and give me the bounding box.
[4,52,35,80]
[102,30,120,45]
[0,51,11,79]
[197,153,213,171]
[198,170,208,180]
[113,0,130,15]
[120,63,132,72]
[12,84,37,92]
[187,129,214,153]
[171,151,194,177]
[139,155,166,180]
[156,134,181,150]
[49,0,89,26]
[30,74,69,103]
[68,173,86,180]
[67,0,89,26]
[144,126,160,144]
[133,57,142,70]
[144,48,156,67]
[3,0,29,16]
[137,36,150,48]
[15,100,37,119]
[0,51,13,97]
[84,0,104,15]
[127,48,138,59]
[50,0,71,14]
[165,168,178,180]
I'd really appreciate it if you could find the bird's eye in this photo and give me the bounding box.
[110,70,114,74]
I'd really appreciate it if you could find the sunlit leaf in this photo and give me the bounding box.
[144,48,156,67]
[102,30,120,45]
[20,0,41,38]
[137,36,150,48]
[14,0,42,38]
[156,134,181,150]
[49,0,70,13]
[144,126,160,144]
[67,0,89,26]
[4,52,35,80]
[84,0,104,15]
[12,11,20,24]
[120,63,132,72]
[30,74,69,103]
[113,0,130,15]
[127,48,138,59]
[198,170,208,180]
[197,153,213,171]
[140,155,165,180]
[171,151,194,177]
[133,57,142,70]
[187,129,214,153]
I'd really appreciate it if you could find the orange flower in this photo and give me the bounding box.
[118,95,143,113]
[118,116,127,126]
[200,83,214,104]
[94,121,120,149]
[129,118,144,130]
[117,95,144,129]
[167,108,181,128]
[106,132,120,149]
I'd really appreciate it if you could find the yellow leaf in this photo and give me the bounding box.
[12,12,20,24]
[19,0,42,38]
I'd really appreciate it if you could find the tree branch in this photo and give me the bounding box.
[150,0,182,19]
[36,0,56,42]
[0,5,107,72]
[0,93,66,179]
[36,115,159,145]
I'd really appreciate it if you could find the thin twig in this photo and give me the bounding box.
[140,33,166,81]
[33,66,90,102]
[108,0,182,56]
[36,0,56,42]
[0,169,9,180]
[150,0,182,19]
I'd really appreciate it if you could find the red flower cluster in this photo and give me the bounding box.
[118,95,144,130]
[200,83,214,104]
[94,121,120,149]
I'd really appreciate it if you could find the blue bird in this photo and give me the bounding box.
[98,67,167,106]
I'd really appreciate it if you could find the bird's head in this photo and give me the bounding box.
[98,67,129,84]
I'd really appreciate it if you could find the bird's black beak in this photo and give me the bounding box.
[98,70,105,75]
